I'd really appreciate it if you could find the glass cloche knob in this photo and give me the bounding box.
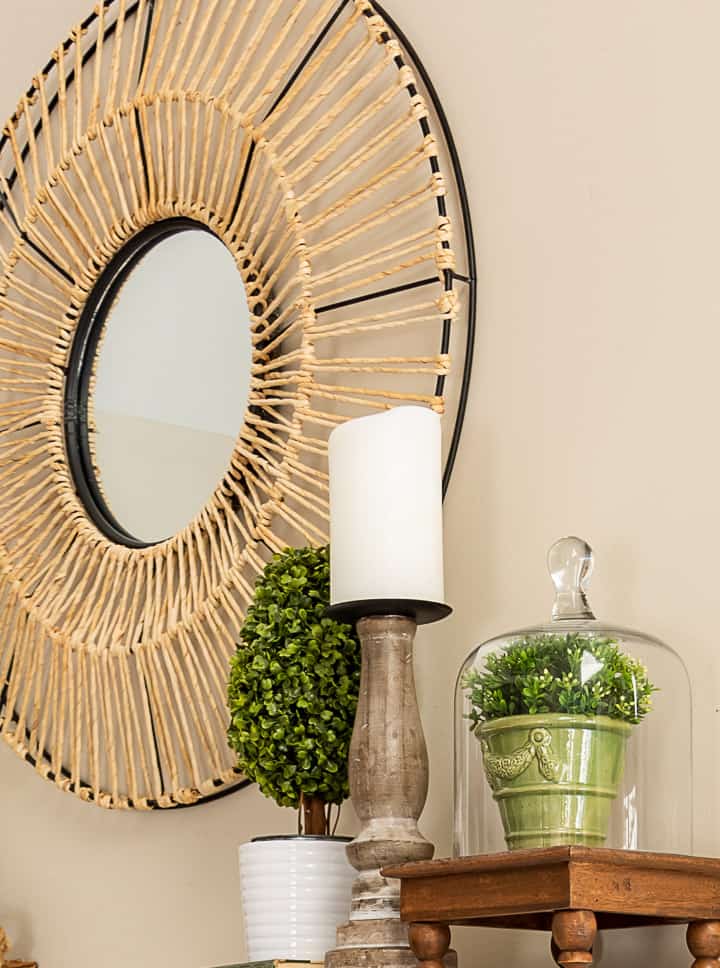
[548,536,596,621]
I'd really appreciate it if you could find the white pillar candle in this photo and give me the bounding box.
[328,406,445,606]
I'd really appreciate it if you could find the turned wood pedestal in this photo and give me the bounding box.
[383,847,720,967]
[326,616,450,968]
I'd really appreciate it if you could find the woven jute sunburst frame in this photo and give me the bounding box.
[0,0,475,809]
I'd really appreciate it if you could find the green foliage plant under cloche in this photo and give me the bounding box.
[227,545,360,814]
[463,632,656,734]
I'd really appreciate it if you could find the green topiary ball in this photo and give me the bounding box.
[227,545,360,808]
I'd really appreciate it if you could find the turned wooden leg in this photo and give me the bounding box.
[551,911,597,967]
[409,923,451,968]
[687,921,720,967]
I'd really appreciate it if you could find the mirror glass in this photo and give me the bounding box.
[92,230,252,544]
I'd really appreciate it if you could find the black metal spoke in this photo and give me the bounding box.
[229,0,353,228]
[262,0,352,123]
[141,663,166,797]
[0,3,142,195]
[1,193,76,282]
[24,236,76,285]
[228,140,257,231]
[315,276,440,315]
[133,0,158,200]
[134,105,151,201]
[137,0,157,83]
[0,653,11,718]
[452,271,472,285]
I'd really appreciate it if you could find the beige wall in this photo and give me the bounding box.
[1,2,719,966]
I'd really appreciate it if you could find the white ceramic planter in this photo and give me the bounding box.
[239,835,355,962]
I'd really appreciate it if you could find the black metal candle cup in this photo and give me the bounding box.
[326,598,452,626]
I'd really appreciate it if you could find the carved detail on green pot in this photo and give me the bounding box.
[477,714,632,850]
[481,726,561,787]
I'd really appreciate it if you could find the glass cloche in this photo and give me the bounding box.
[454,537,692,857]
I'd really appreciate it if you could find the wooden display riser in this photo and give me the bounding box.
[384,846,720,967]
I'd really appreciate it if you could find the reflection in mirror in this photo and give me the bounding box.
[92,230,252,544]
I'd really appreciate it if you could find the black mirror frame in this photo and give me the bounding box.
[63,217,215,549]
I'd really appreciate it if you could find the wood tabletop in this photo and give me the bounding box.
[382,847,720,927]
[384,846,720,880]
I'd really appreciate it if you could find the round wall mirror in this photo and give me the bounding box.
[0,0,476,811]
[65,220,253,546]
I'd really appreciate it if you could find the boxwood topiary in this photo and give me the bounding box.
[227,545,360,832]
[463,632,656,732]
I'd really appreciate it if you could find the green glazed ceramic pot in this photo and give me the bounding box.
[478,713,632,850]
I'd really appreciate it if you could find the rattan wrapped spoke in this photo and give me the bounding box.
[0,0,474,809]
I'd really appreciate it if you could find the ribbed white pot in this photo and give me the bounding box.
[239,835,355,962]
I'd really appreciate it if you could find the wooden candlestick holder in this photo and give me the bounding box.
[326,614,448,968]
